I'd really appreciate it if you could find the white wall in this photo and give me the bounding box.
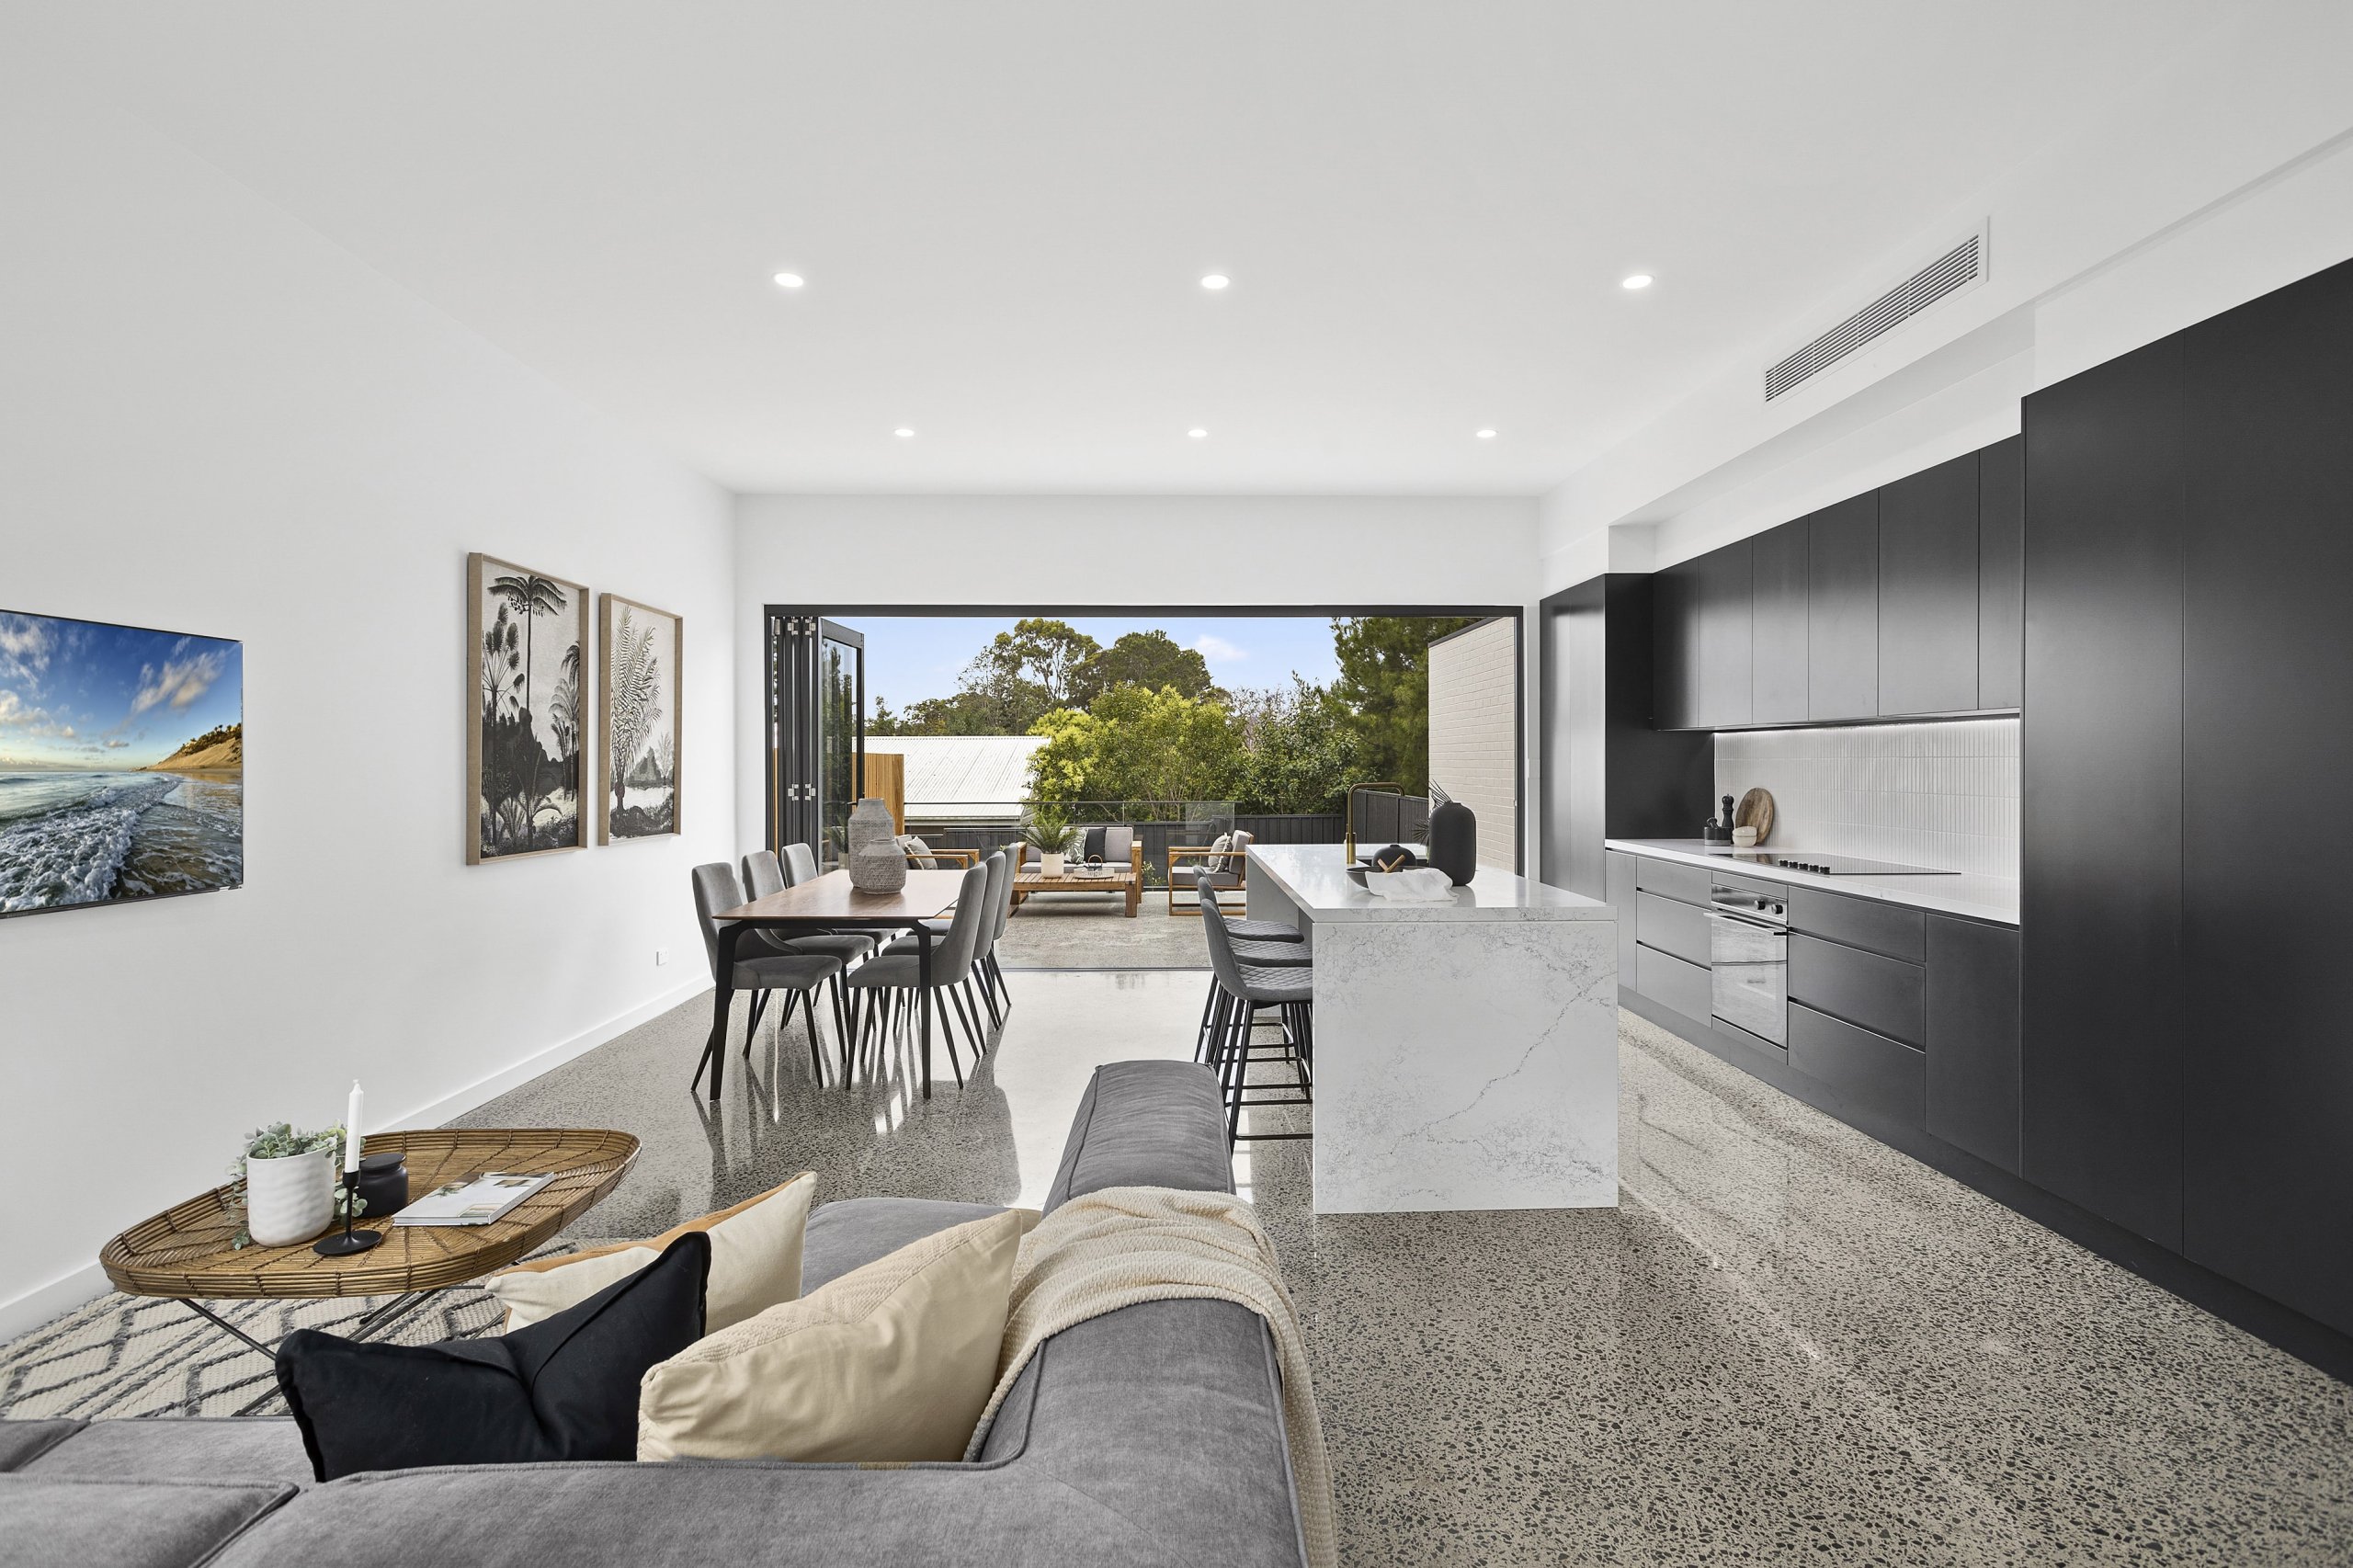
[0,69,735,1335]
[1540,0,2353,582]
[732,494,1543,856]
[1427,618,1519,869]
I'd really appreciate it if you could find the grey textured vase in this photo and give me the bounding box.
[844,798,906,892]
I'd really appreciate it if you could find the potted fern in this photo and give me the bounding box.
[1021,803,1075,878]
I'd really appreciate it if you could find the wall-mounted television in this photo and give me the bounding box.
[0,609,244,918]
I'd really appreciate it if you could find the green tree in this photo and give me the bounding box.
[1226,679,1367,814]
[1027,685,1243,816]
[1075,631,1222,706]
[1328,615,1477,795]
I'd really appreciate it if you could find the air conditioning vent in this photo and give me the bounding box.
[1765,225,1987,403]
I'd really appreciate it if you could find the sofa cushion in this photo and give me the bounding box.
[0,1420,80,1473]
[638,1212,1021,1463]
[277,1232,709,1480]
[1046,1062,1233,1211]
[0,1473,292,1568]
[800,1197,1008,1292]
[486,1173,813,1331]
[21,1418,313,1488]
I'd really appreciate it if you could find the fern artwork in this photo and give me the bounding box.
[466,553,590,862]
[598,594,682,842]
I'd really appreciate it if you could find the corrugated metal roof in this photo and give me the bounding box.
[867,735,1045,822]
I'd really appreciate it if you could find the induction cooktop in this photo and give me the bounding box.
[1725,851,1957,877]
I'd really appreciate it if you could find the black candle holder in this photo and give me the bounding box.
[313,1174,384,1256]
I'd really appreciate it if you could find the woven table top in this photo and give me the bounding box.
[98,1128,639,1301]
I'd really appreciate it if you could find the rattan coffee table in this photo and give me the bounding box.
[99,1128,639,1358]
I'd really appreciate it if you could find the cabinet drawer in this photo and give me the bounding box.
[1788,889,1926,962]
[1789,932,1924,1046]
[1636,892,1711,968]
[1790,1003,1925,1126]
[1636,944,1712,1024]
[1633,857,1711,907]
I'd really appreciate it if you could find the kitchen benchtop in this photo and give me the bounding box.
[1606,838,2019,926]
[1248,842,1612,923]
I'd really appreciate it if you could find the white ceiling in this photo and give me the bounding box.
[18,2,2223,494]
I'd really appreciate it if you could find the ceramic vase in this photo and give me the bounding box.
[1427,800,1477,886]
[245,1148,335,1246]
[1041,851,1065,878]
[844,798,906,892]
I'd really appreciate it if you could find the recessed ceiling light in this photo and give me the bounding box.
[772,272,804,289]
[1621,273,1654,290]
[1188,428,1209,439]
[1199,274,1230,290]
[893,427,915,438]
[1475,429,1497,440]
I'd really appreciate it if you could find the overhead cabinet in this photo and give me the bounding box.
[1807,494,1879,722]
[1877,452,1980,717]
[1749,520,1808,723]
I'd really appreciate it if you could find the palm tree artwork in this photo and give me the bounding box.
[468,555,586,861]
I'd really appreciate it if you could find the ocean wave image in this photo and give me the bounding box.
[0,608,244,917]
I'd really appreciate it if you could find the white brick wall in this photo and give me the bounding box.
[1427,618,1518,869]
[1714,717,2018,878]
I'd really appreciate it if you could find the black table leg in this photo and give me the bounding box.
[918,925,933,1100]
[700,923,745,1100]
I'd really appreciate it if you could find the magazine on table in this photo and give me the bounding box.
[392,1171,553,1227]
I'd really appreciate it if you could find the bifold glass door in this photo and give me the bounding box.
[769,614,865,867]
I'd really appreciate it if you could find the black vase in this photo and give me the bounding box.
[352,1151,409,1222]
[1427,801,1476,886]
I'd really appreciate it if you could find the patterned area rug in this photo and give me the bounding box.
[0,1247,566,1420]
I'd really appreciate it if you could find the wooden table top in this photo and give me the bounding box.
[1014,862,1138,887]
[715,867,967,924]
[99,1128,639,1301]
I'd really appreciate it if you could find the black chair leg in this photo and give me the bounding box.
[940,987,970,1088]
[743,991,770,1058]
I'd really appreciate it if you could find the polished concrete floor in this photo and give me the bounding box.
[13,971,2350,1562]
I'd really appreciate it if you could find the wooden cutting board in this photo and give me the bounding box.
[1733,788,1776,845]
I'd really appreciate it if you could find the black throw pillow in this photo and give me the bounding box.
[1082,825,1107,863]
[276,1230,710,1481]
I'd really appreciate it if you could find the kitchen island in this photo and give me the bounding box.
[1245,843,1619,1213]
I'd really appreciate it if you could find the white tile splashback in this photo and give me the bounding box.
[1714,718,2019,878]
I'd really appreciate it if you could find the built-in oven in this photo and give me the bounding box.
[1708,881,1788,1046]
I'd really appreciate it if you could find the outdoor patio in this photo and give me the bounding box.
[993,888,1215,968]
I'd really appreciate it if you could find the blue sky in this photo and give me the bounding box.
[854,615,1341,713]
[0,611,244,770]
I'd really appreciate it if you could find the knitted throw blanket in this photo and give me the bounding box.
[961,1185,1336,1568]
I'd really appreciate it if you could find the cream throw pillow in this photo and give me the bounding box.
[637,1209,1022,1464]
[485,1173,815,1334]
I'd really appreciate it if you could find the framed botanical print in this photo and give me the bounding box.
[467,553,589,863]
[598,594,681,842]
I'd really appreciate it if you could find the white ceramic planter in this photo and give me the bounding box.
[1041,851,1065,878]
[245,1148,335,1246]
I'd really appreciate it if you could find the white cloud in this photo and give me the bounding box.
[131,651,225,715]
[0,691,49,728]
[0,615,51,690]
[1192,633,1248,664]
[105,738,130,749]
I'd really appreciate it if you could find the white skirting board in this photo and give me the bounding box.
[0,977,709,1346]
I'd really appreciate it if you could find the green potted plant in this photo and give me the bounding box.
[230,1123,345,1248]
[1020,803,1075,878]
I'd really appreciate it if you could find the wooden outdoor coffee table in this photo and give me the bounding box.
[1012,858,1142,917]
[98,1128,639,1359]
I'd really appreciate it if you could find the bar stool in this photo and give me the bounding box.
[1193,872,1309,1062]
[1199,884,1313,1147]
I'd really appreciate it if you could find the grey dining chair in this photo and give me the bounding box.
[689,862,846,1089]
[847,860,991,1089]
[745,847,877,972]
[884,849,1009,1049]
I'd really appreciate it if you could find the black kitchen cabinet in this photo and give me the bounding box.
[1750,519,1808,723]
[1636,891,1711,968]
[1790,1003,1925,1126]
[2020,334,2187,1250]
[2179,256,2353,1336]
[1878,452,1980,716]
[1695,538,1753,728]
[1806,493,1878,720]
[1649,557,1699,730]
[1977,435,2024,709]
[1925,915,2020,1175]
[1789,932,1924,1047]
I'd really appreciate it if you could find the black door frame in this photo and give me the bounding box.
[762,602,1525,872]
[767,613,866,858]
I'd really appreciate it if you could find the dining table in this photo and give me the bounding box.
[704,868,969,1102]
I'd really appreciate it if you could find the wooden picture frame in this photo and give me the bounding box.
[466,552,590,864]
[597,593,683,844]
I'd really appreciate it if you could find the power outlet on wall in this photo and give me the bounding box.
[654,948,669,968]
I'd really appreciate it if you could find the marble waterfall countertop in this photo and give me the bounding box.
[1245,843,1614,923]
[1605,838,2018,926]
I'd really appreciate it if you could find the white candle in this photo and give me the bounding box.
[344,1081,365,1172]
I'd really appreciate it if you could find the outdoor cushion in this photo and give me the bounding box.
[277,1233,710,1480]
[1102,824,1134,861]
[1081,826,1107,862]
[897,835,938,869]
[1045,1062,1233,1210]
[0,1474,294,1568]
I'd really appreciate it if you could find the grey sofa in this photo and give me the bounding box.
[0,1061,1309,1568]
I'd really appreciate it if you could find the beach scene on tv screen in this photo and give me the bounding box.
[0,610,244,916]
